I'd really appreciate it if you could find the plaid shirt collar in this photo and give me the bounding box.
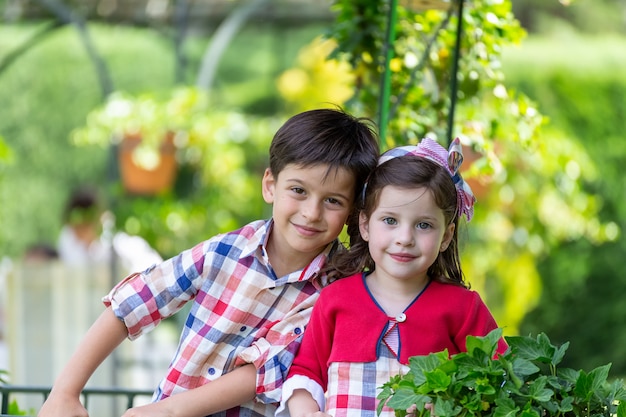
[243,219,337,287]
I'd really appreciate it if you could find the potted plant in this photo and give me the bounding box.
[378,328,626,417]
[72,87,208,195]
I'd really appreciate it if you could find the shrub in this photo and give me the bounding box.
[379,329,626,417]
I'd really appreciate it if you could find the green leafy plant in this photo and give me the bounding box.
[1,370,32,415]
[7,399,31,416]
[378,329,626,417]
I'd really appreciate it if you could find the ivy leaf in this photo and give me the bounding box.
[409,350,449,372]
[589,364,611,393]
[425,368,452,393]
[466,328,502,358]
[493,397,519,417]
[519,409,541,417]
[526,377,554,402]
[511,357,540,377]
[559,396,575,413]
[409,351,450,385]
[574,364,611,401]
[433,397,462,417]
[558,367,581,385]
[385,388,426,412]
[552,341,569,366]
[506,333,554,363]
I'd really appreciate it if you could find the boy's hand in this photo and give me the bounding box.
[37,392,88,417]
[121,402,173,417]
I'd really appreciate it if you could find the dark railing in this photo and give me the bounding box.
[0,385,153,416]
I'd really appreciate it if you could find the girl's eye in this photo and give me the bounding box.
[416,222,431,230]
[325,197,343,206]
[382,217,397,225]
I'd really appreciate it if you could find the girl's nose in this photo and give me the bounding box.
[395,225,415,246]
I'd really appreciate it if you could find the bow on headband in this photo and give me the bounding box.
[378,137,476,221]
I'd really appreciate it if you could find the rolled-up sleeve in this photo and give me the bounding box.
[103,243,205,340]
[237,293,318,404]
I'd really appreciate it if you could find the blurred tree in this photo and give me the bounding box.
[512,0,625,34]
[505,60,626,374]
[278,36,356,113]
[0,135,12,166]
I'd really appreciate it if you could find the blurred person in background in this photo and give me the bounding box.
[57,186,162,273]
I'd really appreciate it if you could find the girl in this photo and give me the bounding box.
[277,138,507,417]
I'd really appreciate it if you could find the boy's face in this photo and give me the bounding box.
[262,163,356,272]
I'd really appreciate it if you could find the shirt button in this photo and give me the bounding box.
[396,313,407,323]
[294,327,302,335]
[208,368,216,375]
[240,326,247,332]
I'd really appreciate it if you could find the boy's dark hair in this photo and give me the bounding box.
[269,108,379,207]
[330,156,466,287]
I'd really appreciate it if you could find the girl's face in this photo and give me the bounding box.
[359,185,455,284]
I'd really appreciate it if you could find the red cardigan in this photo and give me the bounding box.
[288,273,507,389]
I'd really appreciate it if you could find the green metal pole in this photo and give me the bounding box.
[446,0,465,147]
[378,0,398,146]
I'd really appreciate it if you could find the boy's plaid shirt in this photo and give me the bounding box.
[103,219,330,415]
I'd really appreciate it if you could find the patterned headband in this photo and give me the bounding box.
[377,137,476,221]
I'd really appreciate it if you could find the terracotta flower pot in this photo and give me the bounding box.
[118,132,177,195]
[461,144,490,200]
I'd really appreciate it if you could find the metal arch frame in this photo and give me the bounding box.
[378,0,465,147]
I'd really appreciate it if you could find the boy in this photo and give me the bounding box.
[37,108,379,417]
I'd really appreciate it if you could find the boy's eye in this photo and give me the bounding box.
[382,217,397,225]
[291,187,305,195]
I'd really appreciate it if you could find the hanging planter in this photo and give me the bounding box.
[71,87,209,196]
[118,132,177,195]
[460,141,503,200]
[461,143,489,199]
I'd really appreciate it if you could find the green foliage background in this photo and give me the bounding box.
[0,22,324,259]
[503,35,626,375]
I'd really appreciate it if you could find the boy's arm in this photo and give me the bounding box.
[37,306,129,417]
[237,295,319,403]
[287,389,331,417]
[120,364,257,417]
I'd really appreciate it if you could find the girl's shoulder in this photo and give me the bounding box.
[320,272,364,295]
[427,280,481,300]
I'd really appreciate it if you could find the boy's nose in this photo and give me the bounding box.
[302,200,322,221]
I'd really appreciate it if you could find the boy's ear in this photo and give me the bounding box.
[358,212,370,242]
[440,223,455,252]
[261,168,276,204]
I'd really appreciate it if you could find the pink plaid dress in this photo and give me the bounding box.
[324,324,408,416]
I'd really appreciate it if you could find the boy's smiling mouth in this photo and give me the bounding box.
[292,223,323,237]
